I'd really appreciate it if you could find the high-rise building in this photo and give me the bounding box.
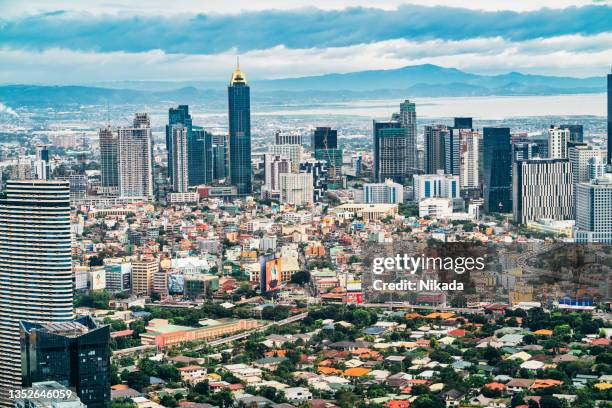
[560,124,584,144]
[33,145,50,181]
[457,130,480,189]
[513,142,540,162]
[117,113,154,198]
[170,125,189,193]
[211,134,228,181]
[413,171,460,201]
[165,105,192,181]
[0,181,73,404]
[399,100,417,177]
[228,61,252,195]
[568,145,607,185]
[268,144,302,172]
[548,125,569,159]
[313,148,343,188]
[512,159,573,224]
[279,173,314,206]
[299,159,328,202]
[424,125,448,175]
[363,179,404,204]
[588,156,606,180]
[608,71,612,164]
[483,127,512,213]
[99,127,118,195]
[131,258,158,296]
[454,117,473,129]
[275,132,303,146]
[311,127,337,150]
[188,128,214,186]
[373,121,406,183]
[575,174,612,243]
[263,154,291,200]
[104,263,131,293]
[20,316,111,408]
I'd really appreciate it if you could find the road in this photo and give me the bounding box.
[359,302,483,314]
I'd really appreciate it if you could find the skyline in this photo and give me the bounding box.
[0,1,611,84]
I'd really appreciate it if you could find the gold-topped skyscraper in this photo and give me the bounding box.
[228,58,252,194]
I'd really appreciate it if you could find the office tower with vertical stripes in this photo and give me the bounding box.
[608,70,612,164]
[373,120,406,183]
[99,126,119,195]
[0,180,73,406]
[399,100,417,177]
[512,159,573,224]
[424,124,448,175]
[171,125,189,193]
[117,113,154,198]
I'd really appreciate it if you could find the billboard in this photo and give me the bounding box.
[168,274,185,295]
[346,292,364,304]
[260,254,282,294]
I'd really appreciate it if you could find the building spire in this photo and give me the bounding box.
[230,56,247,85]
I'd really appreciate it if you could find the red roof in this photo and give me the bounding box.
[448,329,467,337]
[592,338,611,346]
[110,329,134,338]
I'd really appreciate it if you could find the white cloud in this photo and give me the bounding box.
[1,0,609,17]
[0,33,610,84]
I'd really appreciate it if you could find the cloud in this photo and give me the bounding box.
[0,4,611,55]
[0,33,610,84]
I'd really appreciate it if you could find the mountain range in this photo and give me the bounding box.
[0,64,605,107]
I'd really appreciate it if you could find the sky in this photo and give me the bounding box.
[0,0,610,84]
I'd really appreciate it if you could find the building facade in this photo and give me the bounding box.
[363,179,404,204]
[117,113,153,198]
[279,173,314,206]
[512,159,573,224]
[575,175,612,243]
[373,121,406,183]
[228,63,252,195]
[171,125,189,193]
[99,127,118,195]
[0,181,73,405]
[483,127,512,213]
[413,171,460,201]
[424,124,448,175]
[548,125,569,159]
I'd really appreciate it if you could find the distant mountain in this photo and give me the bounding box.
[0,64,605,107]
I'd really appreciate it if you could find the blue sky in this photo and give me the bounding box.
[0,0,610,83]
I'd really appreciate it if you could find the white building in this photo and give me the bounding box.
[170,125,189,193]
[458,130,480,189]
[512,158,573,224]
[284,387,313,403]
[280,173,313,206]
[418,198,453,218]
[268,144,303,172]
[575,175,612,243]
[363,179,404,204]
[263,154,291,199]
[548,125,569,159]
[413,170,460,201]
[118,113,154,198]
[569,145,607,184]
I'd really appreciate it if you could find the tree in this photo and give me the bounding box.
[411,396,445,408]
[290,271,311,285]
[123,371,149,391]
[539,395,565,408]
[193,380,209,396]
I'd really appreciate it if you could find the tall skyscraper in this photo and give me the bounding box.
[299,159,328,202]
[117,113,154,198]
[575,174,612,243]
[608,70,612,164]
[99,127,118,195]
[189,128,214,186]
[512,159,573,224]
[560,124,584,144]
[569,145,607,185]
[454,117,473,129]
[20,316,111,408]
[268,144,303,172]
[311,127,337,150]
[483,127,512,213]
[457,130,480,190]
[0,180,73,404]
[228,61,252,195]
[170,125,189,193]
[424,125,448,174]
[399,100,417,177]
[373,121,406,183]
[548,125,569,159]
[211,134,228,181]
[166,105,192,181]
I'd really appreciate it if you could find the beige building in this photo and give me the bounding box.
[131,258,159,296]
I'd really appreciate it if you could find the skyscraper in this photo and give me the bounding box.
[312,127,337,150]
[99,127,118,195]
[275,132,303,146]
[512,159,573,224]
[33,145,50,181]
[548,125,569,159]
[373,120,406,183]
[399,100,417,177]
[424,125,448,174]
[171,125,189,193]
[211,134,228,181]
[483,127,512,213]
[20,316,111,408]
[189,128,214,186]
[279,173,314,206]
[608,70,612,164]
[117,113,154,198]
[228,61,252,195]
[560,124,584,144]
[166,105,192,181]
[0,180,73,404]
[575,174,612,243]
[262,154,291,200]
[268,144,303,172]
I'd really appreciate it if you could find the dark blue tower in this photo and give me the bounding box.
[228,60,252,195]
[166,105,192,181]
[483,127,512,213]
